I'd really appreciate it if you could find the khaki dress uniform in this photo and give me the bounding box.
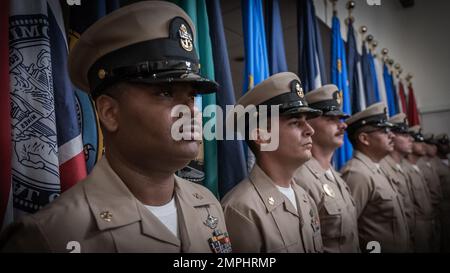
[402,160,434,252]
[342,151,410,252]
[0,159,230,253]
[222,164,323,253]
[380,155,415,248]
[295,158,359,253]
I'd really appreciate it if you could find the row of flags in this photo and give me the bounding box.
[0,0,422,228]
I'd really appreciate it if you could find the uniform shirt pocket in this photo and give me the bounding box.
[321,201,342,240]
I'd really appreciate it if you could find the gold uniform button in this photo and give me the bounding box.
[98,68,106,79]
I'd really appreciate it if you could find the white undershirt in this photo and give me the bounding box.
[275,185,298,212]
[325,169,335,181]
[145,197,179,238]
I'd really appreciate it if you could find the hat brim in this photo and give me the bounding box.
[281,107,323,120]
[127,71,218,94]
[322,109,350,119]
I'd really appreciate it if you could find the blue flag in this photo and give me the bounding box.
[368,52,380,102]
[297,0,326,92]
[361,43,377,105]
[206,0,247,198]
[331,15,352,170]
[266,0,287,75]
[346,21,364,113]
[242,0,269,93]
[383,63,398,116]
[242,0,269,170]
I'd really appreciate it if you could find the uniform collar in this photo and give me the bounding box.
[83,157,215,247]
[249,164,300,216]
[354,151,381,174]
[304,157,326,180]
[384,155,403,173]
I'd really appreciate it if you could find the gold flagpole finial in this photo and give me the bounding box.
[394,63,402,78]
[371,39,378,56]
[406,73,413,82]
[381,48,389,62]
[345,1,355,24]
[330,0,338,16]
[359,26,368,41]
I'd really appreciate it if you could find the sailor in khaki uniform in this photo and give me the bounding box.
[0,1,231,253]
[419,133,443,251]
[404,126,434,252]
[409,128,441,251]
[341,102,410,253]
[294,85,359,253]
[222,72,324,253]
[420,134,443,215]
[379,113,415,251]
[435,134,450,252]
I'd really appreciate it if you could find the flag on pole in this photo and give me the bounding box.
[242,0,270,93]
[383,63,398,116]
[48,0,86,192]
[8,0,84,221]
[361,43,380,105]
[173,0,219,196]
[346,20,364,113]
[390,72,399,116]
[68,0,119,174]
[206,0,247,198]
[266,0,287,75]
[0,0,12,229]
[397,79,408,114]
[331,15,352,170]
[373,55,388,109]
[407,82,420,126]
[297,0,326,92]
[242,0,270,171]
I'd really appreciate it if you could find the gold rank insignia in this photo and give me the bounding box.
[296,82,304,98]
[323,184,336,198]
[98,68,106,80]
[179,24,193,52]
[100,211,113,222]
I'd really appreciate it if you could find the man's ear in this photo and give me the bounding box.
[253,128,271,145]
[358,132,370,147]
[95,95,120,133]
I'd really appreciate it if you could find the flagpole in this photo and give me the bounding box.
[345,0,355,25]
[381,47,389,63]
[330,0,338,16]
[359,25,368,50]
[370,39,378,57]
